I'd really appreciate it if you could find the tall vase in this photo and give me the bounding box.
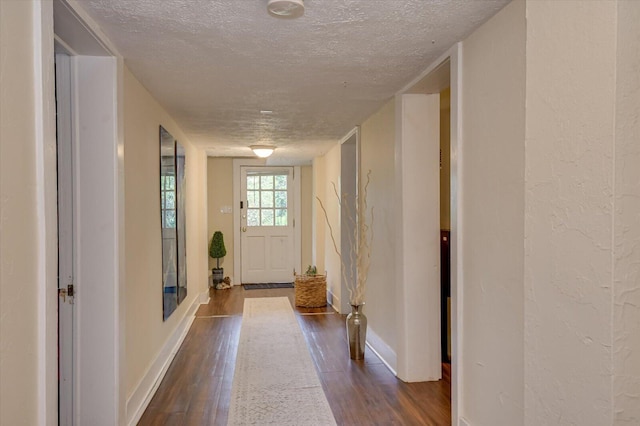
[346,304,367,360]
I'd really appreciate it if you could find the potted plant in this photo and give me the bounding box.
[209,231,227,285]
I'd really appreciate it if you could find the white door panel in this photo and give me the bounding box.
[56,52,75,426]
[246,236,266,271]
[269,235,290,270]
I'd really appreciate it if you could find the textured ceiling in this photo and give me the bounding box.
[78,0,510,163]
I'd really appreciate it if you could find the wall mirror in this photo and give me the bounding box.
[160,126,187,321]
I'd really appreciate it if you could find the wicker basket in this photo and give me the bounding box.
[294,273,327,307]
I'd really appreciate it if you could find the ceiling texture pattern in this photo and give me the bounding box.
[79,0,510,163]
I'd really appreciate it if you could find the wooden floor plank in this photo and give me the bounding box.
[139,286,451,425]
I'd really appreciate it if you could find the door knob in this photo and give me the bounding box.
[242,226,247,232]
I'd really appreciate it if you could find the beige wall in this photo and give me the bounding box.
[124,67,208,397]
[300,165,313,271]
[461,0,526,423]
[3,1,637,424]
[360,99,398,353]
[458,1,640,424]
[205,161,311,282]
[524,1,633,424]
[314,143,343,308]
[614,1,640,422]
[313,158,326,273]
[0,1,42,423]
[207,157,234,276]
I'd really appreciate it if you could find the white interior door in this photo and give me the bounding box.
[240,167,295,283]
[55,51,75,425]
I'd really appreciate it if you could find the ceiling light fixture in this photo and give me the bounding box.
[267,0,304,19]
[251,145,276,158]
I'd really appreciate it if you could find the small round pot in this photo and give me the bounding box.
[212,268,224,285]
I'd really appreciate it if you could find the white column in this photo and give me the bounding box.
[394,94,441,382]
[74,56,123,425]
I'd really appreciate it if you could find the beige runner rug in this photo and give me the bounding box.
[227,297,337,426]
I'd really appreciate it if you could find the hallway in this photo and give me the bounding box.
[138,287,451,425]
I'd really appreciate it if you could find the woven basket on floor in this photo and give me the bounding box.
[294,273,327,307]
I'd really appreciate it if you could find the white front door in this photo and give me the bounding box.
[240,167,295,283]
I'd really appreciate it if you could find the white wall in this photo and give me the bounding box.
[461,0,526,423]
[614,1,640,422]
[123,67,208,399]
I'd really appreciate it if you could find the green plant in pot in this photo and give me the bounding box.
[209,231,227,285]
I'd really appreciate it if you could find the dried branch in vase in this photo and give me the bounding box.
[316,170,374,306]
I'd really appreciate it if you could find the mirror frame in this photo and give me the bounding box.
[160,126,187,320]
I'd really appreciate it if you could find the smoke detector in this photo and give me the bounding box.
[267,0,305,19]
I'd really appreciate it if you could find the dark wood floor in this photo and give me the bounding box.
[138,287,451,425]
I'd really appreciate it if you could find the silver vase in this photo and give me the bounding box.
[346,304,367,360]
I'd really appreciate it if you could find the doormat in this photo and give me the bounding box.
[242,282,294,290]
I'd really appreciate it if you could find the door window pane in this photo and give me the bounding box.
[247,209,260,226]
[261,175,273,190]
[275,175,287,189]
[247,176,258,190]
[275,191,287,208]
[165,191,176,209]
[261,191,273,208]
[275,209,287,226]
[164,175,175,190]
[247,191,259,208]
[261,209,274,226]
[164,210,176,228]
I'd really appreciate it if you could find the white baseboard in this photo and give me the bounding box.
[126,292,204,426]
[459,417,471,426]
[365,326,397,375]
[327,289,340,313]
[199,288,210,304]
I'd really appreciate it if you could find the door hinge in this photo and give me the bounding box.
[293,218,295,227]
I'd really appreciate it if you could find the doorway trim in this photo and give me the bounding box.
[233,159,302,284]
[395,42,462,425]
[33,2,58,423]
[50,0,126,423]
